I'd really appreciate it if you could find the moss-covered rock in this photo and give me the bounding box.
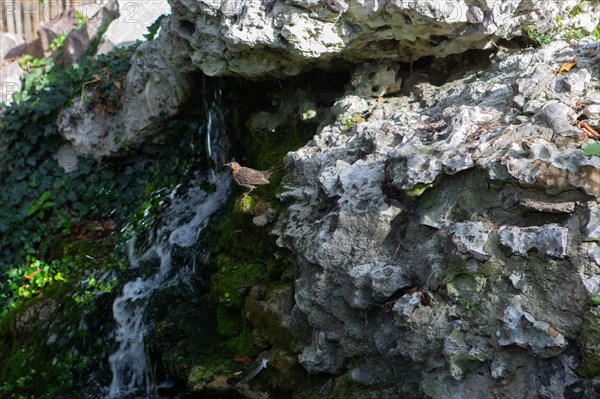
[446,273,487,307]
[0,270,116,397]
[187,360,232,392]
[267,348,306,392]
[217,305,244,337]
[245,292,296,352]
[577,307,600,376]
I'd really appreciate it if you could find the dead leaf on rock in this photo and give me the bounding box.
[557,60,576,75]
[233,355,253,364]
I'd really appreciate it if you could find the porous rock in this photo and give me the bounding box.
[55,40,191,165]
[163,0,597,78]
[498,224,569,259]
[450,221,491,261]
[275,38,600,397]
[496,295,566,358]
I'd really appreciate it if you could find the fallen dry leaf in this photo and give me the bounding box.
[557,60,576,75]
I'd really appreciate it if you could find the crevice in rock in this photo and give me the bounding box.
[223,68,350,165]
[177,20,196,36]
[398,48,495,92]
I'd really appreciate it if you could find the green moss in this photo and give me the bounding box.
[245,296,296,352]
[0,253,117,397]
[207,193,294,364]
[445,330,487,379]
[211,256,267,307]
[217,305,243,337]
[446,273,487,306]
[407,182,434,197]
[58,237,117,259]
[224,326,259,357]
[577,308,600,376]
[268,348,306,392]
[187,359,232,392]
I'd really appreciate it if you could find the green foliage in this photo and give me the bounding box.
[0,255,123,318]
[526,1,600,46]
[526,27,554,47]
[15,55,56,103]
[0,43,205,274]
[583,143,600,157]
[49,32,68,52]
[340,114,365,128]
[0,27,214,399]
[567,0,591,18]
[75,11,88,29]
[26,190,54,218]
[144,14,166,41]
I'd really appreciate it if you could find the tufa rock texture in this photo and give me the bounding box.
[55,40,191,168]
[274,38,600,398]
[164,0,600,78]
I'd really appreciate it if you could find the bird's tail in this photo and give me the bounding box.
[268,164,284,172]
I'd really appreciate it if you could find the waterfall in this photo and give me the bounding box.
[105,79,230,398]
[202,78,229,173]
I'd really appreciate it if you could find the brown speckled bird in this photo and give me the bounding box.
[224,161,273,194]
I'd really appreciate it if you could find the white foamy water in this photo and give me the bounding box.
[106,79,231,398]
[106,173,230,398]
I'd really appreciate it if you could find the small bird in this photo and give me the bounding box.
[223,161,274,195]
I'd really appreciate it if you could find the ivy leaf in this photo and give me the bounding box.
[592,295,600,304]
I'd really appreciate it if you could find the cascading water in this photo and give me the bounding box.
[105,80,230,398]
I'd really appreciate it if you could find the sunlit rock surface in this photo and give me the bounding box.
[164,0,599,78]
[55,40,191,167]
[275,38,600,397]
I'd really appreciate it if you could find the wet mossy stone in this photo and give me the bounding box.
[268,348,306,392]
[577,307,600,376]
[217,305,243,337]
[446,273,486,306]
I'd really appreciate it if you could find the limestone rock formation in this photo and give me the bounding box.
[274,38,600,397]
[55,40,191,168]
[165,0,599,78]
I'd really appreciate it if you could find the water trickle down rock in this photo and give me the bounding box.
[107,175,230,398]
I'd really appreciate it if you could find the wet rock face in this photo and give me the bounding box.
[164,0,595,78]
[275,39,600,398]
